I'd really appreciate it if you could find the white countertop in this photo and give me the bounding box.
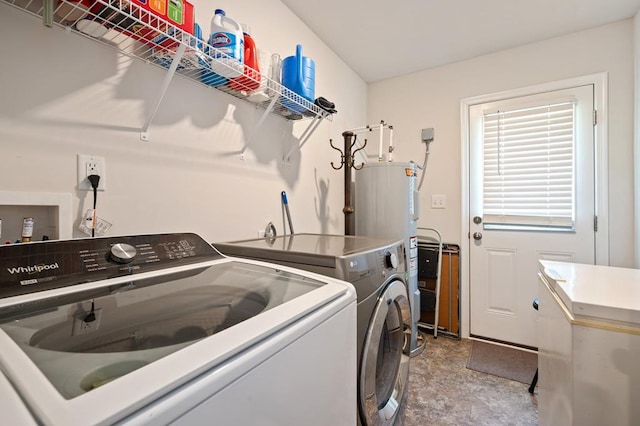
[539,260,640,326]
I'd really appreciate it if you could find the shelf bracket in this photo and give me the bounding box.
[283,113,326,163]
[240,95,279,159]
[140,42,187,141]
[43,0,54,27]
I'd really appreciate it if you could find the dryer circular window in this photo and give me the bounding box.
[360,279,410,425]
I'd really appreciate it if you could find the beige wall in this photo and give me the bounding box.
[0,0,366,243]
[367,19,635,268]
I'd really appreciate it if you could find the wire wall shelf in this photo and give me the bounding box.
[2,0,332,142]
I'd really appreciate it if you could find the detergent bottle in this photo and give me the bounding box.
[208,9,243,78]
[191,23,227,87]
[230,24,261,93]
[190,23,226,87]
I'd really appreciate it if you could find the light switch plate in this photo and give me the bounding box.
[431,195,446,209]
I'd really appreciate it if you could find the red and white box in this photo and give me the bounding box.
[81,0,195,49]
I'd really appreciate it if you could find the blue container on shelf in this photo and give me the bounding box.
[282,44,315,113]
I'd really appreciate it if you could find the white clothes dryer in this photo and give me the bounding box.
[215,233,411,426]
[0,233,357,425]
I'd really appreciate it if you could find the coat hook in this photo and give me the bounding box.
[330,136,367,170]
[329,138,345,170]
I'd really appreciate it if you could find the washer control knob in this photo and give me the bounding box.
[385,252,399,269]
[110,243,137,264]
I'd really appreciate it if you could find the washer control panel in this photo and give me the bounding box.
[0,233,220,299]
[340,241,405,283]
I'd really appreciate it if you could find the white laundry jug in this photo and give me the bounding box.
[208,9,244,78]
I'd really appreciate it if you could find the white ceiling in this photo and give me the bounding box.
[280,0,640,83]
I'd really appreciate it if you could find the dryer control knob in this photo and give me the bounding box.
[385,252,398,269]
[110,243,137,264]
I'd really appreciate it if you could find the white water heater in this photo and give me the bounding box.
[355,162,420,354]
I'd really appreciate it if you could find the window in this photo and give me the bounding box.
[482,99,576,230]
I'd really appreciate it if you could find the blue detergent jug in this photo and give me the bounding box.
[282,44,315,113]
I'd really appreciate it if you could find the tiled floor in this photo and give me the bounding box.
[399,335,538,426]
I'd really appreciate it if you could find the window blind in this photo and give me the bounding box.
[482,100,576,229]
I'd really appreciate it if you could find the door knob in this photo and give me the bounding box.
[473,216,482,224]
[473,232,483,241]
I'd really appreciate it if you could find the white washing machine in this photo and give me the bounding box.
[0,233,357,425]
[215,233,411,426]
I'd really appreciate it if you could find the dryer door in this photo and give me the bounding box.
[360,279,411,425]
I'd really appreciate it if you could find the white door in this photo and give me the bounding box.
[469,85,595,348]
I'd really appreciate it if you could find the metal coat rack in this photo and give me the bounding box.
[330,131,367,235]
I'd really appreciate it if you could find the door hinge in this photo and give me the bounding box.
[593,110,597,126]
[594,215,598,232]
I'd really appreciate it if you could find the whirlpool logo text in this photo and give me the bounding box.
[7,263,60,275]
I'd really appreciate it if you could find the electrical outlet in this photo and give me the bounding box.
[431,194,447,209]
[71,309,103,335]
[77,154,106,191]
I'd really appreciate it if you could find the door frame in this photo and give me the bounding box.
[459,72,609,340]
